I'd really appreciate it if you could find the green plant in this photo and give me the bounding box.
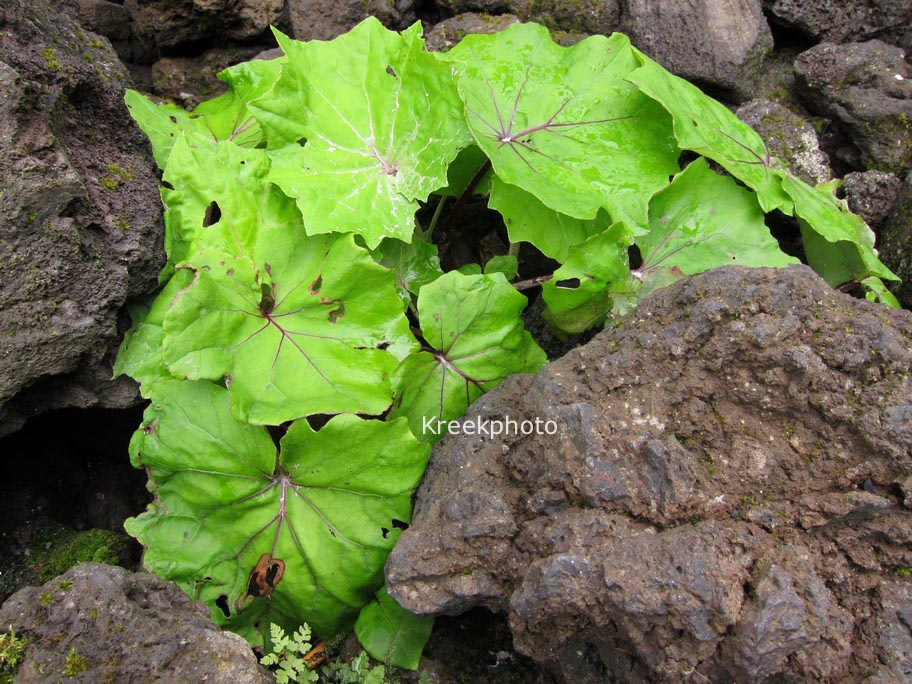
[63,648,89,676]
[116,18,900,669]
[0,628,26,678]
[261,623,320,683]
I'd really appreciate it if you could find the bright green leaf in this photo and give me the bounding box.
[161,134,298,273]
[391,271,546,441]
[542,224,632,335]
[635,159,798,299]
[113,270,192,396]
[124,58,283,169]
[355,587,434,670]
[162,231,416,425]
[260,19,472,247]
[126,380,429,641]
[375,237,444,304]
[483,254,518,280]
[861,276,901,308]
[444,24,679,227]
[488,176,616,262]
[627,55,792,215]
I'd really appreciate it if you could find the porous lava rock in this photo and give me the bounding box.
[287,0,417,41]
[794,40,912,175]
[735,98,830,184]
[622,0,773,98]
[764,0,912,47]
[842,170,903,229]
[0,563,272,683]
[0,0,164,437]
[387,265,912,683]
[880,172,912,309]
[424,13,521,53]
[129,0,284,58]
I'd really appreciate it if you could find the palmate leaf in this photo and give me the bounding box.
[443,24,679,227]
[541,224,632,335]
[488,176,616,262]
[355,588,433,670]
[113,270,192,396]
[627,56,793,215]
[259,19,472,248]
[161,133,298,274]
[390,271,546,441]
[125,58,284,169]
[633,159,798,299]
[126,380,429,641]
[162,228,416,425]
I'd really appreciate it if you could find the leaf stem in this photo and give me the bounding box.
[513,274,552,291]
[424,195,447,241]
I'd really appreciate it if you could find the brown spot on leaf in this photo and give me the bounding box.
[245,553,286,599]
[309,275,322,295]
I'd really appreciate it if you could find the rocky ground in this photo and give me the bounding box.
[1,0,911,682]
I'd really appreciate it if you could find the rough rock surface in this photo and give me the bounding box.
[735,98,830,184]
[0,563,271,683]
[287,0,417,41]
[425,13,520,52]
[765,0,912,46]
[880,172,912,309]
[622,0,773,97]
[0,0,164,437]
[129,0,284,58]
[387,265,912,684]
[843,170,903,229]
[152,45,262,108]
[511,0,622,36]
[795,41,912,175]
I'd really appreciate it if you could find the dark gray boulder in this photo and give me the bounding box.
[843,170,903,229]
[880,172,912,309]
[794,40,912,175]
[0,563,272,683]
[287,0,417,41]
[128,0,284,59]
[622,0,773,98]
[425,13,521,53]
[735,98,830,184]
[764,0,912,46]
[387,265,912,683]
[0,0,164,437]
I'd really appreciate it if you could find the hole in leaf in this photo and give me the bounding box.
[215,594,231,617]
[203,201,221,227]
[161,180,175,191]
[259,282,276,315]
[377,342,390,351]
[296,137,307,146]
[392,519,409,531]
[169,115,178,124]
[309,275,322,295]
[555,278,581,289]
[386,65,398,79]
[381,527,390,538]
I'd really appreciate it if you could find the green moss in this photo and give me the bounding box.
[0,628,26,681]
[43,47,62,71]
[19,529,132,589]
[39,592,52,607]
[99,176,119,191]
[106,164,134,181]
[63,648,89,676]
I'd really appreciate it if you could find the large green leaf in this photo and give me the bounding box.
[541,224,632,335]
[390,271,546,441]
[783,175,898,287]
[125,58,284,169]
[627,55,792,215]
[126,380,429,641]
[259,19,471,248]
[161,133,298,273]
[634,159,799,299]
[355,588,433,670]
[443,24,679,227]
[488,176,615,262]
[113,270,192,396]
[162,230,415,425]
[374,237,444,305]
